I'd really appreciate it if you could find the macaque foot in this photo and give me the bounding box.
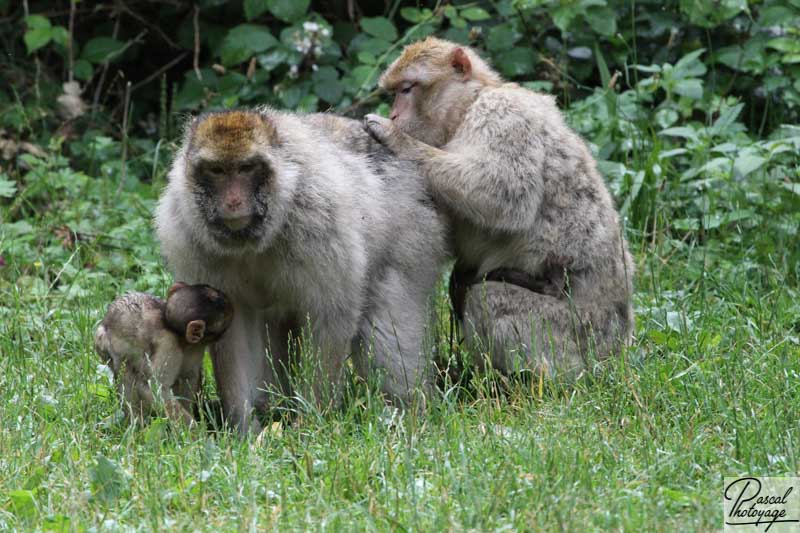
[363,114,393,145]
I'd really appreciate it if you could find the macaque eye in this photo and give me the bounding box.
[240,162,255,173]
[399,83,416,95]
[208,165,226,175]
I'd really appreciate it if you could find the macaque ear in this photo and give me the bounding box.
[185,319,206,344]
[167,281,188,298]
[451,48,472,78]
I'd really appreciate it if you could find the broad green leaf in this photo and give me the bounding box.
[49,26,69,47]
[8,489,37,519]
[361,17,397,42]
[551,4,580,32]
[733,153,766,178]
[267,0,309,22]
[495,46,536,77]
[585,6,616,36]
[709,103,743,136]
[90,455,127,504]
[673,48,707,78]
[781,182,800,195]
[352,65,378,88]
[25,14,51,29]
[461,7,491,21]
[81,37,126,64]
[674,78,703,100]
[24,27,51,54]
[486,23,520,52]
[660,126,698,141]
[400,7,433,23]
[767,37,800,54]
[244,0,269,20]
[220,24,278,66]
[73,59,93,80]
[357,51,377,65]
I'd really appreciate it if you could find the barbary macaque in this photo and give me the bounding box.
[365,37,634,376]
[155,109,448,433]
[94,282,233,424]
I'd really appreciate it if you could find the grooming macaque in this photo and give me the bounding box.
[155,109,448,433]
[94,283,233,424]
[365,37,634,376]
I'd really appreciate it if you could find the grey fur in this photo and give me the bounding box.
[94,292,204,424]
[365,57,634,377]
[155,109,449,434]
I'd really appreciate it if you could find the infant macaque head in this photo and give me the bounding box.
[164,282,233,345]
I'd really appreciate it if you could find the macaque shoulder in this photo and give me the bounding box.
[457,86,562,148]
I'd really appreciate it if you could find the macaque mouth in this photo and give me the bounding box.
[211,214,264,241]
[221,215,253,231]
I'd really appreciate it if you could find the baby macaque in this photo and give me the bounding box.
[94,282,233,425]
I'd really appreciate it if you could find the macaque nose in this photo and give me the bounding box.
[225,198,242,211]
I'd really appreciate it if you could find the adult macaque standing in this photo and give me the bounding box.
[365,37,634,377]
[95,283,233,424]
[155,110,448,434]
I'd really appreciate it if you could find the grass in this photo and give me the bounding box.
[1,171,798,531]
[1,87,799,529]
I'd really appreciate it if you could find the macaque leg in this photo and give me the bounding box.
[463,281,625,377]
[353,268,434,405]
[211,304,271,434]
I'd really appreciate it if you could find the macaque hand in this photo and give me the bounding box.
[363,114,395,147]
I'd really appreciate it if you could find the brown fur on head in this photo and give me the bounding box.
[164,282,234,345]
[379,37,501,91]
[189,110,280,160]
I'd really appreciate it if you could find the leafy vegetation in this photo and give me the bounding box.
[1,0,799,530]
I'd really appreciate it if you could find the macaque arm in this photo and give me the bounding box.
[366,114,544,233]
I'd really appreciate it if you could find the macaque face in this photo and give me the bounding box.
[191,155,271,245]
[164,283,234,345]
[388,81,448,147]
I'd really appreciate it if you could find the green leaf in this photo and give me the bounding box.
[361,17,397,42]
[357,51,377,65]
[709,103,744,136]
[8,489,37,519]
[461,7,491,21]
[220,24,278,66]
[0,174,17,198]
[495,47,537,77]
[244,0,269,20]
[268,0,310,23]
[24,16,53,54]
[90,455,127,504]
[486,24,521,51]
[73,59,93,80]
[25,14,51,29]
[81,37,126,64]
[733,152,766,178]
[50,26,69,47]
[352,65,378,88]
[24,27,52,54]
[585,6,616,36]
[660,126,698,141]
[673,48,707,79]
[400,7,433,23]
[767,37,800,54]
[781,182,800,196]
[674,79,703,100]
